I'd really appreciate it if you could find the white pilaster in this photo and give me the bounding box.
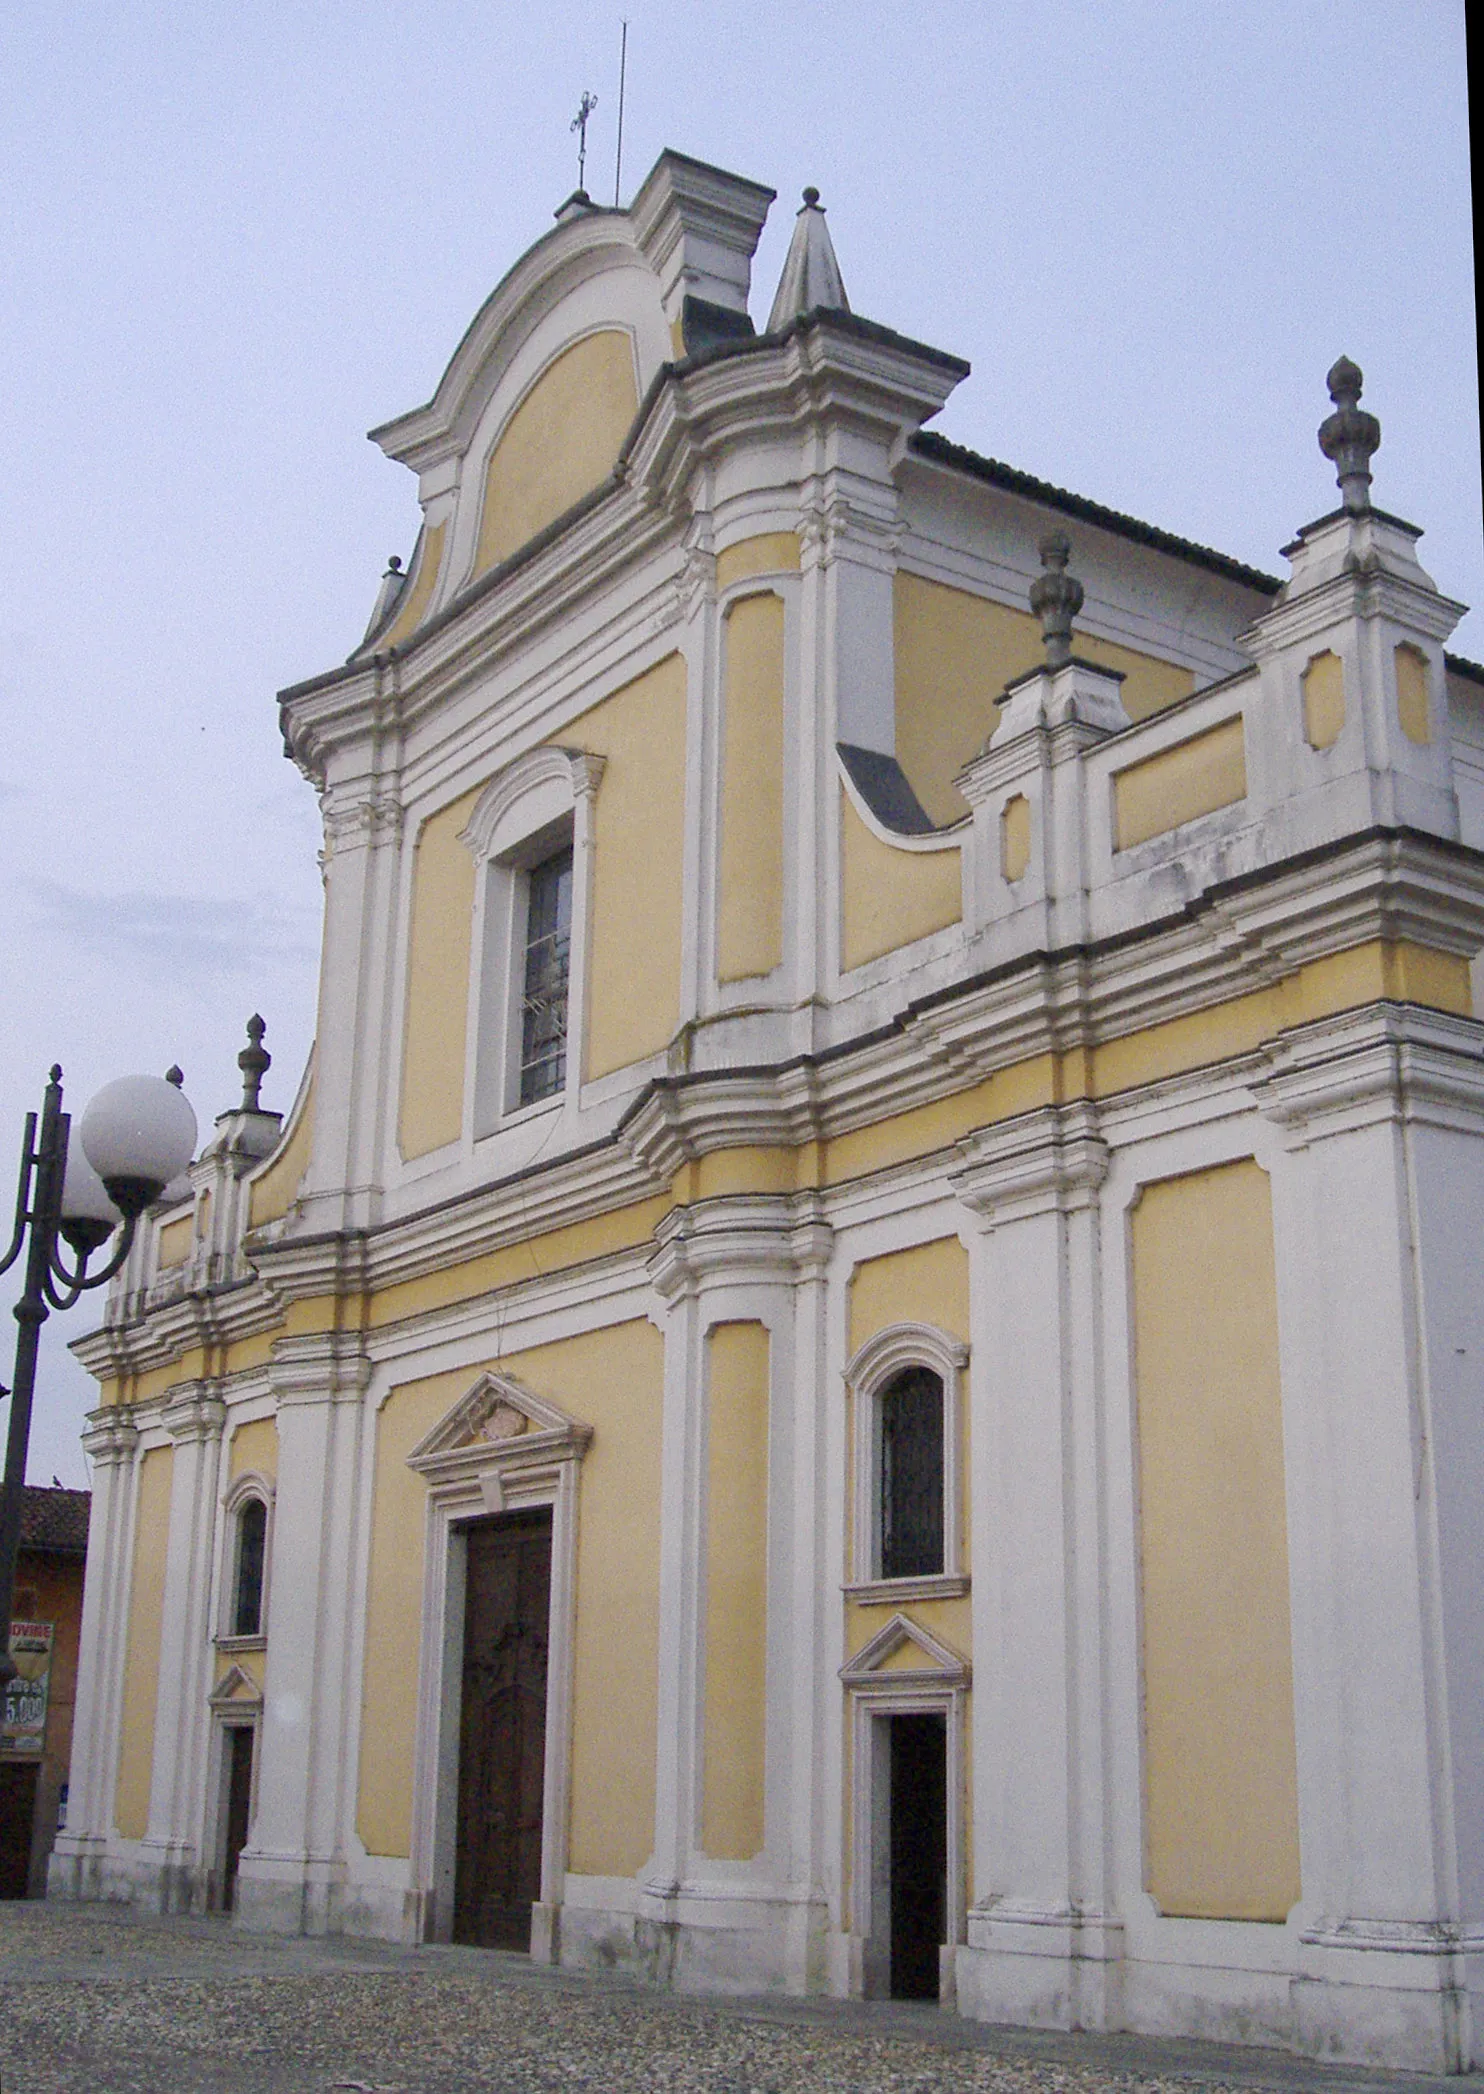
[47,1408,139,1901]
[949,1104,1122,2029]
[233,1330,369,1935]
[138,1382,227,1907]
[298,772,404,1235]
[635,1194,833,1992]
[1257,1005,1484,2073]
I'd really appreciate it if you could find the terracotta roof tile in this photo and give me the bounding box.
[19,1484,90,1555]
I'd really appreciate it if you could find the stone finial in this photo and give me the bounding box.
[1028,530,1084,669]
[1318,356,1381,515]
[238,1014,270,1113]
[766,187,850,330]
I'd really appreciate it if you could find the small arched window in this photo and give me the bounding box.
[845,1321,968,1601]
[233,1498,267,1639]
[879,1366,945,1579]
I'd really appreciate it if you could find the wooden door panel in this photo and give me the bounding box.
[453,1510,552,1950]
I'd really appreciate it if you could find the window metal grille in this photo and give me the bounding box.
[518,846,573,1106]
[234,1498,267,1637]
[879,1366,944,1579]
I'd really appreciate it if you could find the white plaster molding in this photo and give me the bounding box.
[647,1193,832,1302]
[950,1102,1109,1225]
[161,1381,227,1446]
[458,745,606,863]
[405,1369,593,1502]
[321,789,404,857]
[266,1330,372,1407]
[1255,1003,1484,1143]
[207,1663,264,1714]
[81,1408,140,1466]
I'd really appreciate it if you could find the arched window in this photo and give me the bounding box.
[460,746,605,1135]
[845,1322,968,1601]
[879,1366,945,1579]
[233,1498,267,1638]
[219,1471,274,1646]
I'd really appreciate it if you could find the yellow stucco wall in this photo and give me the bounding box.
[474,332,638,576]
[357,1319,663,1876]
[398,786,482,1160]
[229,1415,278,1482]
[565,652,688,1079]
[717,593,786,982]
[155,1212,193,1270]
[893,572,1195,826]
[1396,642,1432,745]
[702,1321,770,1861]
[1132,1158,1301,1921]
[839,788,961,971]
[1303,650,1345,751]
[1113,716,1247,850]
[114,1446,173,1840]
[380,521,447,650]
[715,533,800,592]
[248,1077,315,1229]
[1001,793,1031,883]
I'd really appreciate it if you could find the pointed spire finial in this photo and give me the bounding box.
[1029,531,1083,669]
[766,185,850,331]
[165,1065,184,1088]
[1318,356,1381,515]
[238,1014,270,1113]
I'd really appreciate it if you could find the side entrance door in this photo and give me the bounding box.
[453,1508,552,1949]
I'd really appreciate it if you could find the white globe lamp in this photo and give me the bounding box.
[78,1070,198,1219]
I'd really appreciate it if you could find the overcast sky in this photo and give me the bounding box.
[1,2,1476,1488]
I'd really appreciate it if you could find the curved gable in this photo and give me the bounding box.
[473,327,639,577]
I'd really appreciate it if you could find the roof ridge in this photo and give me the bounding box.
[909,429,1282,596]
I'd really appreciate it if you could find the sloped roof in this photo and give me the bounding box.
[910,431,1283,595]
[19,1485,90,1555]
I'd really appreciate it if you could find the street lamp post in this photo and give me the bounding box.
[0,1062,196,1689]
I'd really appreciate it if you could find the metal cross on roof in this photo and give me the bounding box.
[571,90,598,196]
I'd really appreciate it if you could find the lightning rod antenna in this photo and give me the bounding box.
[614,21,628,207]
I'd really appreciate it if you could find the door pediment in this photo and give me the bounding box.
[840,1611,970,1690]
[407,1370,593,1506]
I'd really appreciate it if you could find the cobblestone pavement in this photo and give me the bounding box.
[0,1902,1474,2094]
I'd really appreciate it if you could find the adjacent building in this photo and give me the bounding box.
[50,152,1484,2073]
[3,1484,89,1898]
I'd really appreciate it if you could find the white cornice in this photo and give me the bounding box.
[626,321,963,517]
[85,832,1484,1383]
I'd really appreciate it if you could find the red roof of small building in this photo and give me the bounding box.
[19,1484,90,1555]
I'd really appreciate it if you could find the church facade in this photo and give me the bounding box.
[50,152,1484,2073]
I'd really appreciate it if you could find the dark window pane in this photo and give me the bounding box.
[234,1499,267,1637]
[519,847,573,1106]
[880,1367,944,1579]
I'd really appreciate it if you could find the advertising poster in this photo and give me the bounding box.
[2,1620,53,1757]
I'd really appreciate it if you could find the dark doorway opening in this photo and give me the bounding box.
[221,1726,254,1912]
[0,1761,39,1899]
[453,1508,552,1950]
[888,1712,946,1999]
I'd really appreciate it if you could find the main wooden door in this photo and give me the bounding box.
[453,1509,552,1950]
